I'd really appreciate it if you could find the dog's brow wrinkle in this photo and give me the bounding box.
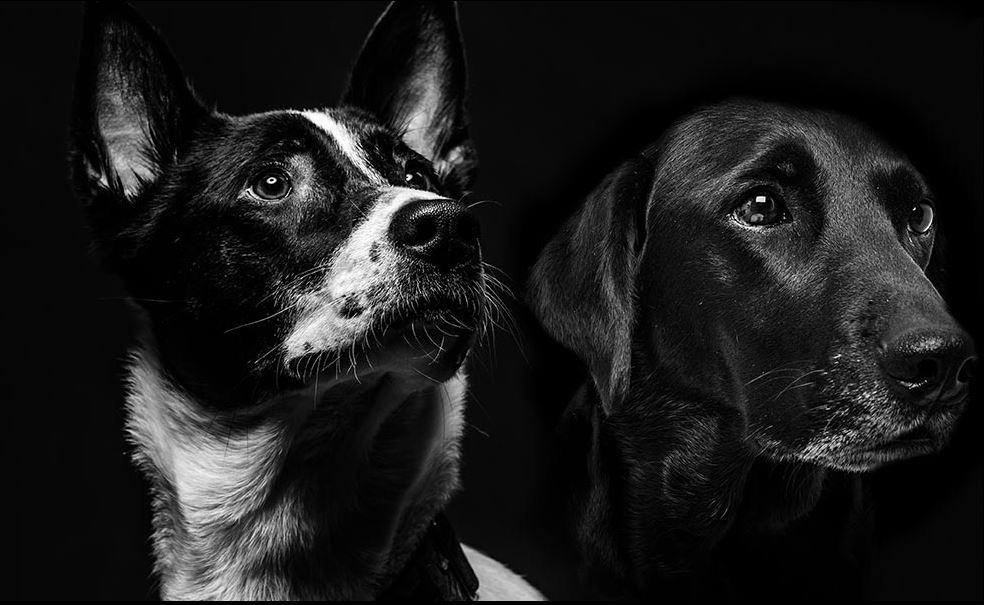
[777,160,797,176]
[296,110,385,186]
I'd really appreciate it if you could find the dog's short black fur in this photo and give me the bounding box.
[530,100,976,599]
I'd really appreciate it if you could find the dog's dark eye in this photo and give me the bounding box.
[907,200,935,234]
[733,191,788,227]
[404,160,434,191]
[249,170,292,201]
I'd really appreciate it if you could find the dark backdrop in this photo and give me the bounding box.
[1,1,980,600]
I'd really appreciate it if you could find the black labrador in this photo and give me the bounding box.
[529,100,976,599]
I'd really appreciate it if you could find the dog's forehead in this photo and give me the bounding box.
[213,108,398,180]
[294,108,393,185]
[650,101,927,205]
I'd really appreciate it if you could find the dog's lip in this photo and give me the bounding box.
[379,296,481,337]
[381,312,477,378]
[932,391,970,408]
[863,425,937,456]
[386,308,474,336]
[283,294,482,389]
[354,296,480,379]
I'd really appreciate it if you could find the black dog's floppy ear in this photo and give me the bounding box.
[529,157,654,414]
[70,1,205,205]
[341,1,474,191]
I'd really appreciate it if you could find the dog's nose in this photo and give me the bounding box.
[880,326,976,408]
[389,199,479,268]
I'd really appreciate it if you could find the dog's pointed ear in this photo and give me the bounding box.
[341,1,474,191]
[529,156,654,414]
[70,1,206,205]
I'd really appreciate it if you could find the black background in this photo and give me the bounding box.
[1,1,981,600]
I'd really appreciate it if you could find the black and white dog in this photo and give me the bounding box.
[71,1,542,600]
[529,100,976,599]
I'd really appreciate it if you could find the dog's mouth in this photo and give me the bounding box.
[862,425,938,458]
[830,424,942,471]
[383,296,479,339]
[286,292,483,387]
[375,295,481,374]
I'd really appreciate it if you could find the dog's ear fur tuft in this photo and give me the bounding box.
[341,1,474,192]
[529,156,654,414]
[70,1,205,206]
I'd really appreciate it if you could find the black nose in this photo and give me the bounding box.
[388,199,479,268]
[880,326,976,407]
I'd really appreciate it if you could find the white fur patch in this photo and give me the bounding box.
[125,347,475,599]
[462,545,546,601]
[300,110,384,185]
[284,187,448,360]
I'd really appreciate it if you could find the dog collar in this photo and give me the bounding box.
[378,513,479,601]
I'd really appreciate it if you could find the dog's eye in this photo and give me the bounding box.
[908,200,935,234]
[404,160,435,191]
[249,170,292,201]
[733,191,788,227]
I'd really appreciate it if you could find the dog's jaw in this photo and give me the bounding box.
[125,344,467,600]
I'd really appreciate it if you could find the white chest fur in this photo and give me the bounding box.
[124,348,467,600]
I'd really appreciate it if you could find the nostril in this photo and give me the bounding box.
[913,358,941,384]
[880,323,975,408]
[390,202,442,249]
[956,356,977,384]
[404,214,438,248]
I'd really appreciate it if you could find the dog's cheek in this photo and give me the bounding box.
[283,257,391,361]
[281,193,412,360]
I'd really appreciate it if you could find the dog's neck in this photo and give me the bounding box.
[125,346,466,600]
[568,383,858,598]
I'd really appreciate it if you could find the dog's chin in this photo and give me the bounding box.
[802,411,960,472]
[287,300,481,393]
[756,402,960,473]
[823,426,942,472]
[364,317,476,384]
[361,298,480,383]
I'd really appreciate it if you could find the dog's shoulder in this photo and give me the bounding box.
[462,544,546,601]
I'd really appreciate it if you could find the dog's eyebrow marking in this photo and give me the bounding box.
[775,160,797,178]
[741,141,816,184]
[299,110,385,186]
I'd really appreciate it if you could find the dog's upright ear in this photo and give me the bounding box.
[529,157,654,413]
[70,1,206,239]
[342,1,474,192]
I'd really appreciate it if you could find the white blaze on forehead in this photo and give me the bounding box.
[299,110,384,185]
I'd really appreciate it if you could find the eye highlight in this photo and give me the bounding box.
[732,190,789,228]
[248,170,292,202]
[908,200,935,235]
[403,159,435,191]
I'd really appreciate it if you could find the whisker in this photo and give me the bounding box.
[224,303,298,334]
[745,360,815,386]
[466,199,503,211]
[412,367,440,384]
